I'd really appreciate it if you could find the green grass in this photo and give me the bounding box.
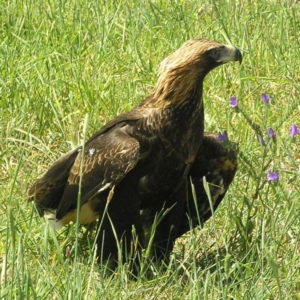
[1,0,300,298]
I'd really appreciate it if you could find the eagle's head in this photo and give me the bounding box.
[154,38,242,102]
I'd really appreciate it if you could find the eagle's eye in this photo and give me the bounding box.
[209,49,220,61]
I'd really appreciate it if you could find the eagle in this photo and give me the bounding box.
[28,38,241,267]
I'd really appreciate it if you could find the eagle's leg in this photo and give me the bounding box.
[96,192,144,273]
[142,188,186,262]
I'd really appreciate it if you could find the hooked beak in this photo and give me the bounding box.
[218,45,243,64]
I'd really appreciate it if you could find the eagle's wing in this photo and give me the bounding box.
[28,147,82,215]
[28,108,148,216]
[176,133,238,237]
[55,124,140,220]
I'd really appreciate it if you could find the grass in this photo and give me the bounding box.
[1,0,300,298]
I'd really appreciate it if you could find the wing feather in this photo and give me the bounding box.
[29,107,149,216]
[55,125,140,220]
[28,147,81,215]
[176,133,238,237]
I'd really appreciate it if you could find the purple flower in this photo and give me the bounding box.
[267,170,279,182]
[218,131,229,143]
[267,127,276,138]
[261,93,270,104]
[230,96,238,108]
[290,124,299,137]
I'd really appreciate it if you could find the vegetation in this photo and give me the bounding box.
[1,0,299,298]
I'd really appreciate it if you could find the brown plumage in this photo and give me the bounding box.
[175,133,238,238]
[140,132,238,258]
[28,38,242,267]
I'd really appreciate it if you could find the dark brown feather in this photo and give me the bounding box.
[56,124,141,220]
[176,133,238,238]
[28,147,80,215]
[140,133,238,256]
[28,38,242,267]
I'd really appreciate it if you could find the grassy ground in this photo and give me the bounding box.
[1,0,300,299]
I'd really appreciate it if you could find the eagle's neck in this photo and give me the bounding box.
[153,65,206,105]
[137,72,206,164]
[162,84,204,164]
